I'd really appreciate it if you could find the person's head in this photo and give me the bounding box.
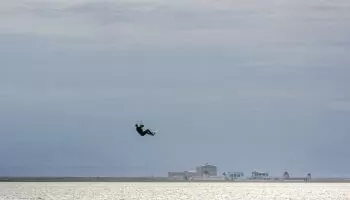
[135,124,138,127]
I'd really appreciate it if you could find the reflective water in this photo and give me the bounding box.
[0,182,349,200]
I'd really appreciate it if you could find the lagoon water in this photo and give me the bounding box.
[0,182,349,200]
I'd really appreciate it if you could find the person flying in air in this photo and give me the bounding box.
[135,123,156,136]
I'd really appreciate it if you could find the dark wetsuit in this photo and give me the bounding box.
[143,129,155,136]
[136,125,146,136]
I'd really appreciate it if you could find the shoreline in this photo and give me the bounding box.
[1,177,350,183]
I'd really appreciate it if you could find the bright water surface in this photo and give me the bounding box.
[0,182,349,200]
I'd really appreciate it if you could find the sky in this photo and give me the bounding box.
[1,0,350,177]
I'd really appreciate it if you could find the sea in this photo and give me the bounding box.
[0,182,349,200]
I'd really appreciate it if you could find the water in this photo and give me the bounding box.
[0,182,349,199]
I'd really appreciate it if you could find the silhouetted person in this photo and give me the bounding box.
[135,124,155,136]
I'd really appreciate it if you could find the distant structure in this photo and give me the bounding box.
[196,163,217,177]
[283,171,290,179]
[168,163,218,180]
[305,173,312,182]
[223,172,244,181]
[168,171,197,180]
[251,170,269,180]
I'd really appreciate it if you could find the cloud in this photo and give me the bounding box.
[2,0,349,50]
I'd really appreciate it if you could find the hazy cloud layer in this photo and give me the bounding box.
[1,0,350,177]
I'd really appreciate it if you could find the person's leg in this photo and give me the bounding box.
[145,129,155,136]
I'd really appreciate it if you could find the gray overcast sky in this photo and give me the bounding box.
[1,0,350,177]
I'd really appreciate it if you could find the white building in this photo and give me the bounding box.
[168,171,198,180]
[223,172,244,180]
[196,163,217,177]
[168,163,218,180]
[251,170,269,180]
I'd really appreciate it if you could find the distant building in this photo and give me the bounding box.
[168,171,198,180]
[251,170,269,180]
[168,163,218,180]
[283,171,290,179]
[196,163,217,177]
[223,172,244,180]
